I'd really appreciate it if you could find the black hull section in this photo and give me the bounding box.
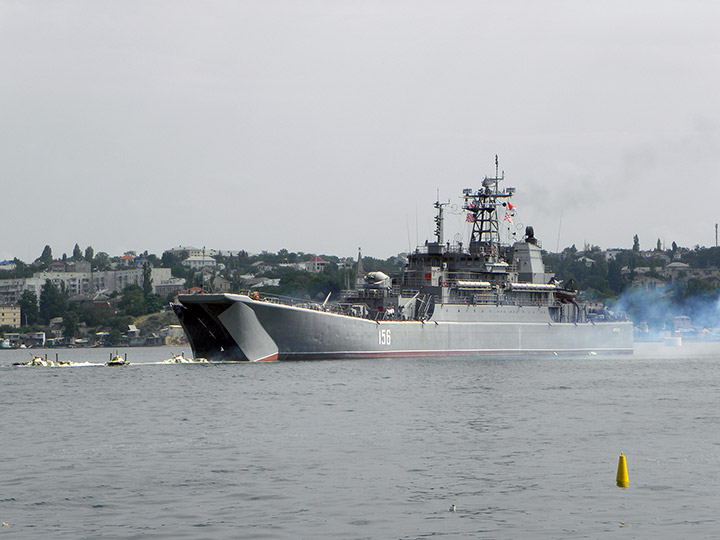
[172,302,246,361]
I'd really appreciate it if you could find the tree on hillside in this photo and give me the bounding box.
[39,280,68,323]
[0,259,34,279]
[632,235,640,252]
[72,243,83,260]
[84,246,94,261]
[118,285,147,317]
[67,301,113,328]
[62,311,79,340]
[38,245,53,266]
[18,290,39,326]
[142,262,153,297]
[94,252,111,270]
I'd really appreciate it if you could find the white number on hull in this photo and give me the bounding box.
[379,328,392,345]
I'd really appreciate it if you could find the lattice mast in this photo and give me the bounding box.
[463,155,515,258]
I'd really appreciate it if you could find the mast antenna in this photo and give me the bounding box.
[556,209,564,253]
[434,198,448,245]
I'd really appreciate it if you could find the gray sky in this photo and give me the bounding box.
[2,0,719,262]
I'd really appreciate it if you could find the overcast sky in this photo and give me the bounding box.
[2,0,719,262]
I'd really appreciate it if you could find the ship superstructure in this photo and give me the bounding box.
[338,158,582,326]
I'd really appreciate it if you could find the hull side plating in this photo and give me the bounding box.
[175,294,633,361]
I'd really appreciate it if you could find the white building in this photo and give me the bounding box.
[165,246,204,259]
[305,256,328,273]
[0,260,17,272]
[182,256,218,270]
[0,267,174,304]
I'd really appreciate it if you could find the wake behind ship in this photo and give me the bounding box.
[173,159,633,361]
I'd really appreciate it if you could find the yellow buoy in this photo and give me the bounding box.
[616,452,629,488]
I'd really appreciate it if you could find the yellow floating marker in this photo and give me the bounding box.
[616,452,629,488]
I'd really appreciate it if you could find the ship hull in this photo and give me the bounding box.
[174,294,633,361]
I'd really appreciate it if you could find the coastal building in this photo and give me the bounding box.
[305,256,328,273]
[278,262,305,270]
[0,260,16,272]
[65,260,92,273]
[159,324,186,345]
[25,332,46,347]
[182,256,218,270]
[0,268,173,305]
[0,278,26,305]
[603,249,623,261]
[211,275,232,293]
[661,261,691,281]
[118,254,135,267]
[660,264,720,286]
[577,256,596,267]
[154,277,187,299]
[250,261,273,273]
[0,304,20,328]
[164,246,204,260]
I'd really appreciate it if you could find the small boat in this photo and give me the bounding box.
[14,355,53,367]
[163,352,208,364]
[106,354,129,366]
[13,355,43,366]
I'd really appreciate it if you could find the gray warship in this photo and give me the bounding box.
[173,161,633,361]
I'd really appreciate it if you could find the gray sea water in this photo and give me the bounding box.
[1,343,719,539]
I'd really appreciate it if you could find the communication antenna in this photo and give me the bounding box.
[556,209,564,253]
[716,223,718,247]
[433,197,448,244]
[406,217,412,253]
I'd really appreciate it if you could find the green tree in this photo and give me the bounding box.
[68,301,113,328]
[632,235,640,252]
[18,290,39,326]
[84,246,94,261]
[1,259,34,279]
[118,285,147,317]
[108,328,122,345]
[142,262,153,297]
[72,243,83,260]
[38,245,53,268]
[94,252,111,270]
[63,311,79,340]
[144,294,164,313]
[39,280,68,323]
